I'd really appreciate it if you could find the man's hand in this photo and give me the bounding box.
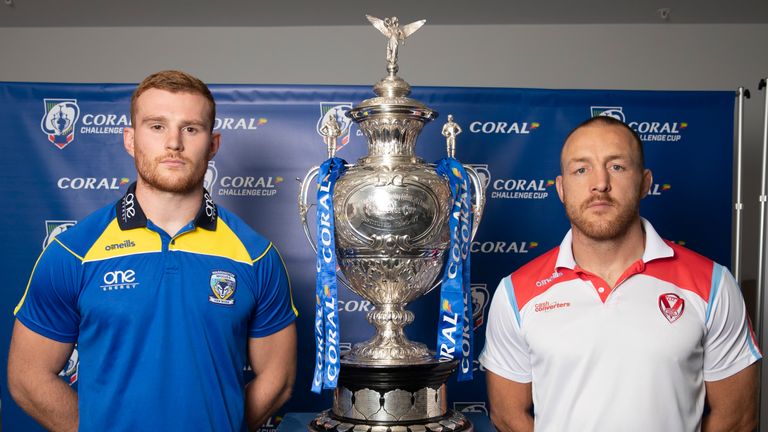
[7,320,78,432]
[486,370,534,432]
[245,323,297,431]
[703,362,759,432]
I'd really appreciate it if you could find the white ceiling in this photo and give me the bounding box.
[0,0,767,27]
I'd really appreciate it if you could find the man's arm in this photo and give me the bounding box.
[245,323,297,432]
[702,362,759,432]
[7,320,78,432]
[486,370,533,432]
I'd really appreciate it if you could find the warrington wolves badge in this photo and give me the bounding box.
[209,270,236,305]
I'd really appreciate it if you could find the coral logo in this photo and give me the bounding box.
[43,220,76,248]
[590,106,687,142]
[471,241,539,254]
[213,117,267,131]
[41,99,80,149]
[491,178,554,200]
[57,177,130,190]
[212,165,284,198]
[647,183,671,196]
[337,299,373,312]
[317,103,354,151]
[469,121,540,134]
[80,113,130,135]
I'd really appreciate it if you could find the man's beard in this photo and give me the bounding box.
[564,192,640,241]
[134,149,207,194]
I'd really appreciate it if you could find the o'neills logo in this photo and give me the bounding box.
[535,271,564,287]
[104,240,136,251]
[534,301,571,312]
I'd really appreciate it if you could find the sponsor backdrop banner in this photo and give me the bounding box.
[0,82,733,431]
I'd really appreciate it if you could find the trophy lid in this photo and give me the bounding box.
[347,15,437,122]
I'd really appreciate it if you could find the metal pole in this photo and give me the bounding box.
[757,78,768,432]
[734,87,746,282]
[758,79,768,346]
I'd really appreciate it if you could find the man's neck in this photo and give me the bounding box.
[134,180,202,237]
[570,218,646,288]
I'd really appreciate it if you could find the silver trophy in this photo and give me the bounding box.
[300,15,485,432]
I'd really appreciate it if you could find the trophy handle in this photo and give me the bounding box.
[298,165,355,291]
[298,166,321,254]
[463,164,486,242]
[424,163,487,295]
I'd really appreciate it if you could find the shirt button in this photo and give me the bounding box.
[598,287,605,293]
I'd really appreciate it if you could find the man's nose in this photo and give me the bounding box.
[591,168,610,193]
[165,128,183,151]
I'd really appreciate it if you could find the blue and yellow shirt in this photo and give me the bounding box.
[15,183,297,432]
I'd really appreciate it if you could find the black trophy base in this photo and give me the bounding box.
[308,359,473,432]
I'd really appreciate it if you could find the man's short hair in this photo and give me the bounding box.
[562,116,645,169]
[130,70,216,131]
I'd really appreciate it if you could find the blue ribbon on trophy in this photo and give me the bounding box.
[434,158,474,382]
[312,157,348,393]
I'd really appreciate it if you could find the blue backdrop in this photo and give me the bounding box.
[0,82,734,431]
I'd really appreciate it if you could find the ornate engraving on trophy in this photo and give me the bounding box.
[300,14,486,432]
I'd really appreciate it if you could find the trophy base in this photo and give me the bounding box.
[309,409,472,432]
[308,359,472,432]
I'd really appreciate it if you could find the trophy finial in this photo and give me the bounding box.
[441,114,462,158]
[366,14,426,76]
[319,113,342,158]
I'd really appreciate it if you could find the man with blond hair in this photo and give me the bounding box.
[9,70,297,432]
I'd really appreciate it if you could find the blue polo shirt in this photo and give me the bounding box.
[15,183,297,431]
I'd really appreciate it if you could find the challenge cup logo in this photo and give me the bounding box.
[317,103,353,152]
[41,99,81,149]
[204,161,219,192]
[590,106,625,122]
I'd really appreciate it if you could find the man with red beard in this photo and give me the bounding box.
[8,71,297,432]
[480,116,760,432]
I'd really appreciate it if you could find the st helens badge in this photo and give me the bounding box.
[658,293,685,323]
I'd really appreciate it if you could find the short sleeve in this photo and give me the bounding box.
[479,277,532,383]
[249,244,297,338]
[14,240,81,343]
[703,265,761,381]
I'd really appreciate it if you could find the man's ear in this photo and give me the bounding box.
[124,127,135,158]
[208,133,221,161]
[640,168,653,199]
[555,175,565,203]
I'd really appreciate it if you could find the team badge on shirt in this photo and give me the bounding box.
[209,270,237,305]
[658,293,685,323]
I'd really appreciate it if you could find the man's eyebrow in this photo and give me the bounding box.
[566,154,629,164]
[140,115,168,123]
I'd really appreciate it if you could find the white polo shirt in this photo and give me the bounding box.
[479,219,761,432]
